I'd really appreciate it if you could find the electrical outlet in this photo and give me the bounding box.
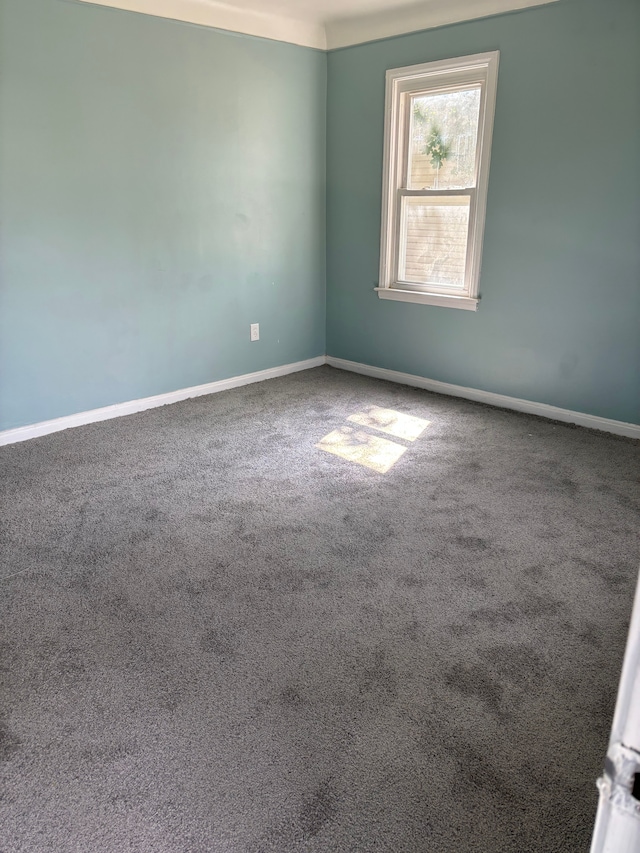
[250,323,259,342]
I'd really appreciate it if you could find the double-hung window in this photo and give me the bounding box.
[377,51,499,310]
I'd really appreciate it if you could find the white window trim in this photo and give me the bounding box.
[377,51,499,310]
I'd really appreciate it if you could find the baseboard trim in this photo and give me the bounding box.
[326,356,640,439]
[3,354,638,446]
[0,356,326,446]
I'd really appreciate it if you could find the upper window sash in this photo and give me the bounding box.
[403,82,482,192]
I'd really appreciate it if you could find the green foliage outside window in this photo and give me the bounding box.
[424,125,451,170]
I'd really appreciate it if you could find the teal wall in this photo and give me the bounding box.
[2,0,639,431]
[0,0,326,430]
[326,0,640,424]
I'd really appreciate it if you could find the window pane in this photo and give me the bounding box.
[400,196,470,288]
[408,87,481,190]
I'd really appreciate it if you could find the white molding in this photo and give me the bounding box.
[72,0,327,49]
[3,354,637,446]
[325,0,559,50]
[71,0,559,51]
[0,356,325,446]
[374,287,479,310]
[326,357,640,439]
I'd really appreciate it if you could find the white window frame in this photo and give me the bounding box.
[376,51,499,311]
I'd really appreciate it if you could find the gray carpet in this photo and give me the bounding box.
[1,365,639,853]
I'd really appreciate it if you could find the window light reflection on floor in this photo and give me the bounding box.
[316,427,406,473]
[316,408,430,474]
[347,406,429,441]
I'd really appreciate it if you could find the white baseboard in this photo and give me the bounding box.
[2,354,637,446]
[326,356,640,439]
[0,356,325,446]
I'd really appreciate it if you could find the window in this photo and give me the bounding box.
[377,51,499,310]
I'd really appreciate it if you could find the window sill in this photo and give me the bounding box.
[374,287,479,311]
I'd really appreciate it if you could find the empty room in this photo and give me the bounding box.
[1,0,639,850]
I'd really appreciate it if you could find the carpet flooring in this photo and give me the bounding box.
[1,365,639,853]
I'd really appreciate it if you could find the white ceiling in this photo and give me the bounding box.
[76,0,559,49]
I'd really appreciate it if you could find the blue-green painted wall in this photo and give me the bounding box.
[0,0,326,430]
[326,0,640,424]
[2,0,638,431]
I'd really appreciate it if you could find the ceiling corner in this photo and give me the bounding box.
[325,0,561,50]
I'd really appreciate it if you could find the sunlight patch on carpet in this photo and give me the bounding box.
[347,406,429,441]
[316,426,407,473]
